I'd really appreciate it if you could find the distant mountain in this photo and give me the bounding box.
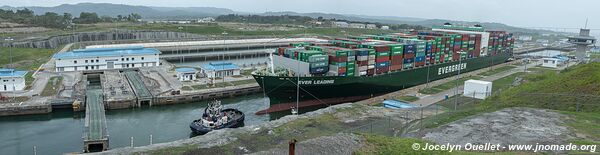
[0,3,234,19]
[0,3,546,33]
[259,11,542,33]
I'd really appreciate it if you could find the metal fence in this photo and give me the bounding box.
[341,92,600,138]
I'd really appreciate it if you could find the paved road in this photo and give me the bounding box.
[3,43,74,98]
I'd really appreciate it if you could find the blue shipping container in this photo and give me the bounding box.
[376,61,390,68]
[403,58,414,64]
[310,66,329,74]
[357,50,369,56]
[415,56,425,62]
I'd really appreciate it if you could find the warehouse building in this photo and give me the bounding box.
[200,62,240,78]
[53,46,160,72]
[0,69,27,92]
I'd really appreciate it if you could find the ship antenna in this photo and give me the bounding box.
[585,18,589,29]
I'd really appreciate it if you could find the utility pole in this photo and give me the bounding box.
[454,51,466,111]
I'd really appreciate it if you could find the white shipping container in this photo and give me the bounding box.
[273,55,311,76]
[357,56,369,61]
[358,66,368,71]
[368,60,376,65]
[368,65,375,69]
[463,80,493,99]
[368,55,376,60]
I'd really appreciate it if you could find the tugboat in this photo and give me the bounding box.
[190,100,245,135]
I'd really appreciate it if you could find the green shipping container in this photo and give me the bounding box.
[376,52,390,57]
[310,62,328,68]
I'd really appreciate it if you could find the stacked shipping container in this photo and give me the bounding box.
[273,28,513,77]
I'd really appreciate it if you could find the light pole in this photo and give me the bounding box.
[222,31,228,83]
[454,51,466,111]
[5,38,15,93]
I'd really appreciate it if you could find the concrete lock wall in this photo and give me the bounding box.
[0,30,207,49]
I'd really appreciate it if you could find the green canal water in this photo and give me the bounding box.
[0,95,287,155]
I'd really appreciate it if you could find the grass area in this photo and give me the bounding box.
[419,75,483,94]
[40,76,63,97]
[397,95,420,102]
[420,62,600,132]
[0,47,55,70]
[491,72,525,92]
[230,79,256,85]
[562,111,600,140]
[478,65,517,76]
[0,47,56,86]
[124,23,395,37]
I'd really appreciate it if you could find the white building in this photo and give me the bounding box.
[200,62,240,78]
[463,80,493,99]
[333,21,349,28]
[0,69,27,92]
[349,23,366,29]
[176,68,198,81]
[381,26,390,30]
[366,24,377,29]
[541,58,562,68]
[53,46,161,72]
[198,17,215,23]
[518,35,533,41]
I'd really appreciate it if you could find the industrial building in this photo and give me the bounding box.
[53,46,161,72]
[200,62,240,78]
[176,68,198,81]
[0,69,27,92]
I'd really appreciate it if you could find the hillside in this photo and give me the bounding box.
[0,3,234,19]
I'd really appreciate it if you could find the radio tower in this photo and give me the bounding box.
[567,19,596,62]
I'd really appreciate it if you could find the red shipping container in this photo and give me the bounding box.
[404,53,415,58]
[374,46,391,52]
[329,56,348,63]
[391,60,403,66]
[338,67,347,73]
[376,56,390,62]
[389,65,402,71]
[390,55,403,60]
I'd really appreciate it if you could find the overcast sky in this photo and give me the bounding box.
[2,0,599,30]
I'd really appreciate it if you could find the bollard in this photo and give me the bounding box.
[131,137,134,148]
[150,134,153,145]
[288,139,297,155]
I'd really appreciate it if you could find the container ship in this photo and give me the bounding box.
[253,24,515,114]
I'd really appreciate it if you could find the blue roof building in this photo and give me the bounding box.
[0,69,28,77]
[176,68,198,81]
[53,46,161,72]
[53,46,160,59]
[200,62,241,78]
[0,69,28,91]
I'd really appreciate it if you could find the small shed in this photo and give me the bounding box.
[541,58,561,68]
[463,80,493,99]
[200,62,240,78]
[175,68,197,81]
